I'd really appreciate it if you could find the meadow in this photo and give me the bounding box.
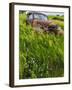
[19,12,64,79]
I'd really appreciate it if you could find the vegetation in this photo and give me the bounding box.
[48,15,64,29]
[19,12,64,79]
[48,15,64,21]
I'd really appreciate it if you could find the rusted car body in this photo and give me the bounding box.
[26,11,62,35]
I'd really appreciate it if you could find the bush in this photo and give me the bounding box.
[48,16,64,21]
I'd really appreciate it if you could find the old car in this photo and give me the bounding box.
[26,11,62,35]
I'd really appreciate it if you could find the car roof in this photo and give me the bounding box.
[26,11,48,17]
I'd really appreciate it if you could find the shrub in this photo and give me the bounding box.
[48,16,64,21]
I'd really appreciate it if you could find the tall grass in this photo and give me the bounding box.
[19,12,64,79]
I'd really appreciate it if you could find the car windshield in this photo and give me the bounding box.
[39,14,48,21]
[34,14,48,21]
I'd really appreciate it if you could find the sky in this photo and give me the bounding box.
[26,11,64,16]
[42,12,64,16]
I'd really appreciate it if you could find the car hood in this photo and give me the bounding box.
[36,20,54,26]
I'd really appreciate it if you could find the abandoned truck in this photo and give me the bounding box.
[26,11,63,35]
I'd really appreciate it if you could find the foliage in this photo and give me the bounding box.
[48,15,64,29]
[19,12,64,79]
[52,20,64,29]
[48,15,64,21]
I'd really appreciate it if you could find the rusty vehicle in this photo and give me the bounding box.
[26,11,63,35]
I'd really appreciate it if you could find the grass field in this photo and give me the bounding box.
[19,12,64,79]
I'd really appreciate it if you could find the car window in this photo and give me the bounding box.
[28,14,33,20]
[39,14,48,21]
[34,13,48,21]
[34,14,40,19]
